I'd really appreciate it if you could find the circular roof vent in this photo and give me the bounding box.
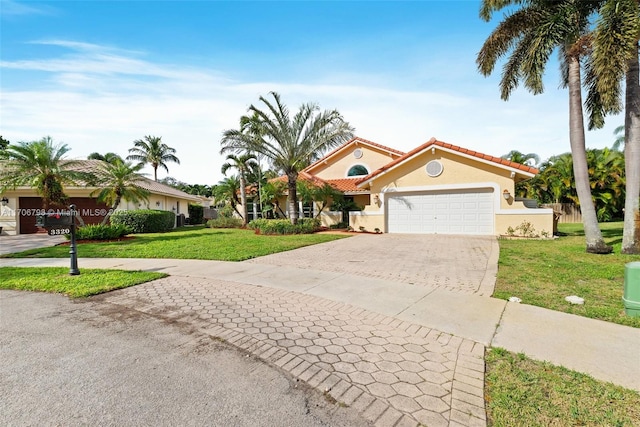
[353,148,363,159]
[426,160,444,177]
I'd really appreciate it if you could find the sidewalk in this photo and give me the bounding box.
[3,257,639,393]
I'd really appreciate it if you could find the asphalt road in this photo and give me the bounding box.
[0,290,370,427]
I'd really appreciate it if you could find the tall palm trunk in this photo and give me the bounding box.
[239,173,248,226]
[287,172,299,224]
[567,55,612,254]
[622,44,640,254]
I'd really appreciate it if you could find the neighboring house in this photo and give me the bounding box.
[268,136,555,236]
[0,160,201,235]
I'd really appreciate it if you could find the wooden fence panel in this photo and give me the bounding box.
[541,203,582,223]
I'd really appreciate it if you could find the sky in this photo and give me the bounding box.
[0,0,624,185]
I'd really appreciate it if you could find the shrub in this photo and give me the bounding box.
[69,224,131,240]
[110,209,175,233]
[329,221,348,229]
[207,217,243,229]
[248,218,320,235]
[188,204,204,225]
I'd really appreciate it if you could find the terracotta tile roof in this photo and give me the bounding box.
[303,136,405,173]
[269,174,368,194]
[270,171,328,187]
[325,178,369,193]
[356,138,539,185]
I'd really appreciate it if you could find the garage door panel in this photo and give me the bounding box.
[388,189,494,235]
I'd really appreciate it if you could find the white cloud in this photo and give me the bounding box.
[0,40,623,185]
[0,0,52,17]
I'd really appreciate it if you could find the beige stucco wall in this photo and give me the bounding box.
[309,145,400,180]
[496,212,555,237]
[349,212,384,232]
[319,211,342,227]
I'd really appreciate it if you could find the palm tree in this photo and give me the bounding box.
[91,160,150,225]
[478,0,612,253]
[501,150,540,167]
[611,125,626,151]
[221,153,258,225]
[88,152,124,164]
[587,0,640,253]
[221,92,354,224]
[126,135,180,181]
[213,176,243,218]
[0,137,90,209]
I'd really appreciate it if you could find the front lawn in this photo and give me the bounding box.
[1,226,349,261]
[495,222,640,328]
[485,347,640,426]
[0,267,167,297]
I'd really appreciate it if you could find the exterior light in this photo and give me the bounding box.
[155,201,161,207]
[1,197,8,206]
[503,190,511,200]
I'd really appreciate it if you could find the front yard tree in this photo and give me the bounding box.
[88,152,125,164]
[0,136,89,209]
[501,150,540,167]
[477,0,612,254]
[221,153,258,226]
[127,135,180,182]
[214,175,243,218]
[221,91,354,224]
[91,160,150,225]
[587,0,640,254]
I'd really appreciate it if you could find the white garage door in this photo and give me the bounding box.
[387,189,494,235]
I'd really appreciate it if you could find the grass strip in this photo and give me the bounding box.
[0,267,167,297]
[495,222,640,328]
[485,348,640,426]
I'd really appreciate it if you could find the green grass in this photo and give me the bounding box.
[485,347,640,426]
[2,226,349,261]
[0,267,167,297]
[495,222,640,328]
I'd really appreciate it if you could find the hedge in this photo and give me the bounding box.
[188,204,204,225]
[67,224,131,240]
[206,217,243,229]
[248,218,320,235]
[110,209,175,233]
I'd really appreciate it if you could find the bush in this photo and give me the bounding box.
[69,224,131,240]
[206,217,243,229]
[188,204,204,225]
[248,218,320,235]
[110,209,175,233]
[329,221,348,229]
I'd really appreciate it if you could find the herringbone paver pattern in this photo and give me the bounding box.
[102,276,487,426]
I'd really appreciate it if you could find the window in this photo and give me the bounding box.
[347,165,369,176]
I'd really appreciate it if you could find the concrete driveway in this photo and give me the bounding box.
[0,233,66,255]
[247,233,499,296]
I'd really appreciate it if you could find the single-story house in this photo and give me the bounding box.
[269,137,555,236]
[0,160,201,235]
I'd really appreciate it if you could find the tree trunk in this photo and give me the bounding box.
[567,55,612,254]
[287,172,299,225]
[622,44,640,254]
[239,173,248,226]
[101,197,121,225]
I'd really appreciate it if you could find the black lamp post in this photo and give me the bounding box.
[69,204,79,275]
